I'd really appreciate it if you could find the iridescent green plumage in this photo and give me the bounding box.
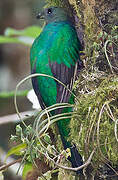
[30,7,83,173]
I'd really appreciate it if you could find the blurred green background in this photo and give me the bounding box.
[0,1,45,179]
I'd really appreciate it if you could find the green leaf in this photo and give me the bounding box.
[44,134,51,144]
[16,125,23,136]
[0,35,33,46]
[22,162,33,180]
[0,90,28,98]
[6,143,27,159]
[0,26,42,45]
[4,26,41,38]
[0,36,20,43]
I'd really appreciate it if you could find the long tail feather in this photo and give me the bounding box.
[58,123,83,175]
[69,144,83,174]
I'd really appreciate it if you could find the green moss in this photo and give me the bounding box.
[70,75,118,169]
[46,0,69,8]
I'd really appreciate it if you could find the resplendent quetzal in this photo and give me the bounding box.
[30,7,83,174]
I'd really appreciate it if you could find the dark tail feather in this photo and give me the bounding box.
[61,136,83,175]
[68,144,83,174]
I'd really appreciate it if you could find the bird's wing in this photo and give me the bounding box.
[30,23,83,108]
[47,23,82,67]
[47,23,82,104]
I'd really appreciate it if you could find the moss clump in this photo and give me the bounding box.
[46,0,70,8]
[70,74,118,171]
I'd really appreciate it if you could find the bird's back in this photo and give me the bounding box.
[30,21,82,108]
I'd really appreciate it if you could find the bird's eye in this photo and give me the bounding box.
[47,8,52,14]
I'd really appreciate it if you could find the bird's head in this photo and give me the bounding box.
[36,7,70,24]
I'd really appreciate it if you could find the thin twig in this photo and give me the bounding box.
[0,158,22,172]
[114,119,118,142]
[47,150,95,172]
[104,40,114,73]
[0,111,34,125]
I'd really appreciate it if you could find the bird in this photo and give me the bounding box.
[30,7,83,174]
